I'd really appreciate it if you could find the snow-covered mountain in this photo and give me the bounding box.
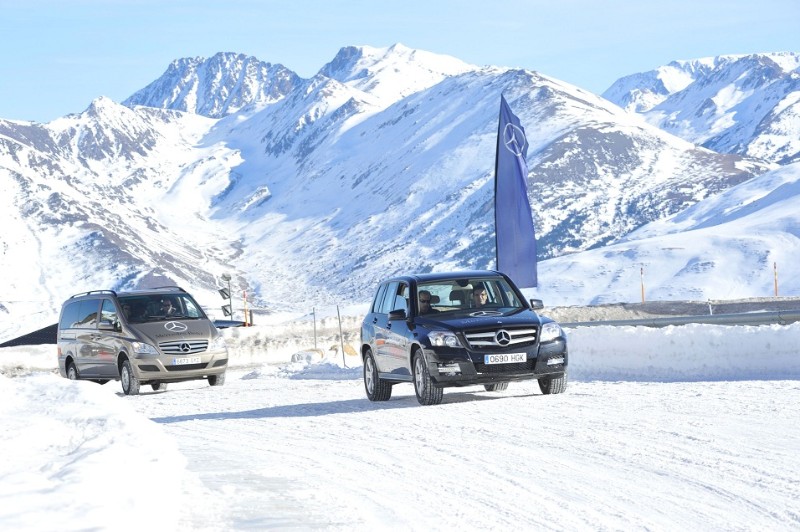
[0,44,792,340]
[538,161,800,305]
[602,52,800,164]
[123,52,304,118]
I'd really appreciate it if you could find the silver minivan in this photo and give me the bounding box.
[57,286,228,395]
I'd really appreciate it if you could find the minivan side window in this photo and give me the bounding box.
[183,297,202,318]
[100,299,117,325]
[59,301,81,330]
[74,299,100,329]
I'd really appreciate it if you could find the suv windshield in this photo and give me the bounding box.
[417,276,524,315]
[118,293,206,323]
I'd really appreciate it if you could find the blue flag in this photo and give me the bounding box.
[495,94,538,288]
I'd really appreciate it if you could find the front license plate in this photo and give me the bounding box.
[172,356,201,365]
[484,353,526,364]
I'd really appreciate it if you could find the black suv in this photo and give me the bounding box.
[360,270,568,405]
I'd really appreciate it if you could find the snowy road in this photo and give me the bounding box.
[129,368,800,531]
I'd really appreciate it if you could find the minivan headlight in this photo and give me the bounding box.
[540,322,563,343]
[429,331,463,348]
[210,335,227,351]
[132,342,159,355]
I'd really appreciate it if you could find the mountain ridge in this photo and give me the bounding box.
[0,44,796,341]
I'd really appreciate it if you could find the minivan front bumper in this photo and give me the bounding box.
[131,348,228,383]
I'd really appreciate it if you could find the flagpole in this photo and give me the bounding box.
[493,94,503,271]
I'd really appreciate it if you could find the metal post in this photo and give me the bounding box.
[336,304,347,368]
[640,267,645,303]
[774,262,779,297]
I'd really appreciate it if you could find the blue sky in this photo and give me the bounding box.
[2,0,798,123]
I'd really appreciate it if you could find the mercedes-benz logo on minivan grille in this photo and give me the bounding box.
[495,329,511,346]
[180,343,192,353]
[165,321,187,332]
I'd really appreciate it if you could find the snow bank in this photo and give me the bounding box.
[0,373,187,530]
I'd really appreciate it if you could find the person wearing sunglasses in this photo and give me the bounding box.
[418,290,439,314]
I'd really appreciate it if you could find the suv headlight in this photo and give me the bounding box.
[429,331,464,348]
[132,342,159,355]
[540,322,563,343]
[210,335,227,351]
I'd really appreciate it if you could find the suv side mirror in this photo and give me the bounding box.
[529,298,544,310]
[388,309,407,321]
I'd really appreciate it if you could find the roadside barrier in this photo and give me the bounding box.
[561,310,800,328]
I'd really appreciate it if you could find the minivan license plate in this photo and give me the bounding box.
[484,353,526,364]
[173,356,201,365]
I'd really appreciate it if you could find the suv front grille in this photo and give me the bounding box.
[463,327,538,350]
[159,340,209,355]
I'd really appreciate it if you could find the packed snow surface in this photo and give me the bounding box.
[2,320,799,530]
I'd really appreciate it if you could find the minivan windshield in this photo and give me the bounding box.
[118,293,207,323]
[417,276,525,315]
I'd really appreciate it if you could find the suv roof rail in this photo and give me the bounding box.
[69,289,117,299]
[150,285,187,292]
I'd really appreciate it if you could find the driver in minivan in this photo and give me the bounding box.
[161,298,178,317]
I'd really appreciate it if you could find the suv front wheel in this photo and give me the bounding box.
[538,373,567,394]
[413,349,443,406]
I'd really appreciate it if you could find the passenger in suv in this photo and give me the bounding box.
[361,271,568,405]
[57,286,228,395]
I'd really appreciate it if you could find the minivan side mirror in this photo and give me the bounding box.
[98,320,116,331]
[529,298,544,310]
[388,309,407,321]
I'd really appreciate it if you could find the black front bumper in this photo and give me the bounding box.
[423,339,567,387]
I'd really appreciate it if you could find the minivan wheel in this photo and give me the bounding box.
[120,360,140,395]
[151,382,167,391]
[484,382,509,392]
[364,348,392,401]
[208,372,226,386]
[538,373,567,395]
[413,349,443,406]
[66,362,78,380]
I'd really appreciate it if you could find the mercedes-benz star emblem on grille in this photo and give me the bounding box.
[165,321,188,332]
[180,343,192,353]
[495,330,512,346]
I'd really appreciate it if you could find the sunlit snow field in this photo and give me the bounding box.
[2,321,799,530]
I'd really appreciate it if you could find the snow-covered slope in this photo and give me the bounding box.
[0,99,242,336]
[535,162,800,305]
[603,52,800,164]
